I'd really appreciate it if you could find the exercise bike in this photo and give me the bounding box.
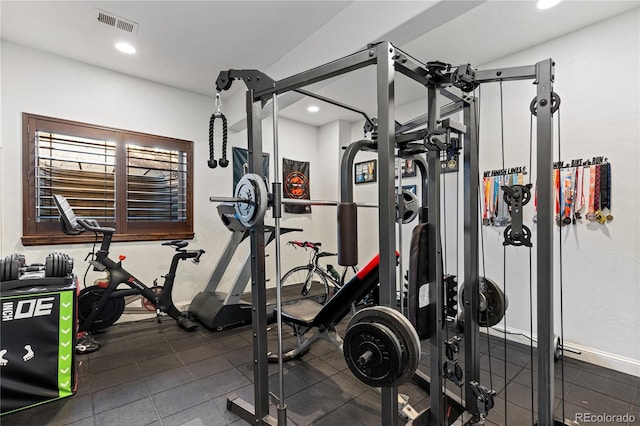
[53,194,204,333]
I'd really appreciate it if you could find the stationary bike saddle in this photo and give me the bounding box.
[162,240,188,249]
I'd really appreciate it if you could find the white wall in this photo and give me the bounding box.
[348,9,640,374]
[0,41,320,311]
[476,9,639,371]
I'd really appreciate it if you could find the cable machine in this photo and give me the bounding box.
[209,41,563,426]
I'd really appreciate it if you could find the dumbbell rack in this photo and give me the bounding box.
[0,252,77,415]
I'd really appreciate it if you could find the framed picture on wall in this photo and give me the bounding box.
[401,159,417,178]
[355,160,377,184]
[402,184,417,194]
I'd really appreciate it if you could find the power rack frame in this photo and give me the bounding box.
[215,41,556,426]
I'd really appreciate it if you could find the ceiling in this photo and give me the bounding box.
[2,1,638,128]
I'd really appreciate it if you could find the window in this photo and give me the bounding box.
[22,113,193,245]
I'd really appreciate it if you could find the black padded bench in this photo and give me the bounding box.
[271,253,394,362]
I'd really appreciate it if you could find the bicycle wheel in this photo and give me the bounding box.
[280,265,329,305]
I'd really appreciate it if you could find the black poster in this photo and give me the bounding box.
[232,147,270,191]
[283,158,311,214]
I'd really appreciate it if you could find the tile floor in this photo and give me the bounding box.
[1,317,638,426]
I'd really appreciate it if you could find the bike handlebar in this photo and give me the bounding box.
[287,241,321,251]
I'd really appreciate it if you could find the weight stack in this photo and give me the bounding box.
[0,267,77,415]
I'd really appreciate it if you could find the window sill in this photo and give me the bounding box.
[21,232,195,246]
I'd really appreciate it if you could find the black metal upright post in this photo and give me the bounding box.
[462,98,481,421]
[427,83,445,425]
[226,90,276,426]
[376,41,398,426]
[536,58,555,426]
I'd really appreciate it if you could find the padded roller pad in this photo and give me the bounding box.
[337,202,358,266]
[408,223,431,340]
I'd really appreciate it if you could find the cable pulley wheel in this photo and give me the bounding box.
[529,92,561,116]
[343,306,420,388]
[233,173,268,228]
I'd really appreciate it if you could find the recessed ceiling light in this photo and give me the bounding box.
[307,105,320,113]
[115,42,136,54]
[536,0,562,10]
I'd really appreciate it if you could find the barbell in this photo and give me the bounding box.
[210,173,419,228]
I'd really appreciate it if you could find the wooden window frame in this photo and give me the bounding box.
[22,113,194,246]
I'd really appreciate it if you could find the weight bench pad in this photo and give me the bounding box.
[281,299,323,326]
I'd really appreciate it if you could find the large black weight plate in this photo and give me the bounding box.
[480,277,506,327]
[458,276,507,328]
[344,306,421,387]
[344,322,403,387]
[78,286,125,332]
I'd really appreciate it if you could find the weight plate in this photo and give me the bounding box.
[458,276,507,328]
[234,173,268,228]
[481,277,506,327]
[78,286,125,332]
[12,253,26,268]
[8,258,19,281]
[398,190,419,224]
[45,254,53,277]
[0,257,8,282]
[343,322,403,387]
[345,306,421,387]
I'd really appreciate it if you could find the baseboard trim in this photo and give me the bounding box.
[483,326,640,378]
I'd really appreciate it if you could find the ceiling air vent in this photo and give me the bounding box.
[95,9,139,35]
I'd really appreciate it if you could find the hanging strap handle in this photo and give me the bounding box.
[208,93,229,168]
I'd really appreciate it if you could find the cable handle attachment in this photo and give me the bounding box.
[208,92,229,168]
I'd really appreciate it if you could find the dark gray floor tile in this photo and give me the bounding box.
[86,339,131,361]
[579,362,640,387]
[176,344,218,364]
[198,368,251,400]
[144,366,195,395]
[573,369,636,403]
[151,381,210,418]
[134,341,176,362]
[93,397,159,426]
[284,381,340,426]
[18,395,94,426]
[187,355,234,380]
[209,335,251,354]
[270,368,312,398]
[339,390,383,425]
[90,363,142,392]
[480,355,527,380]
[67,416,95,426]
[92,379,150,414]
[77,358,90,378]
[168,334,211,353]
[160,395,242,426]
[310,404,367,426]
[88,350,136,375]
[137,352,183,377]
[223,346,254,367]
[565,384,630,416]
[316,347,349,371]
[484,396,535,426]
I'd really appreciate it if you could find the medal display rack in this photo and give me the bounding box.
[482,157,612,227]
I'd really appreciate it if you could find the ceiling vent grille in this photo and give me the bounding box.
[95,9,139,35]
